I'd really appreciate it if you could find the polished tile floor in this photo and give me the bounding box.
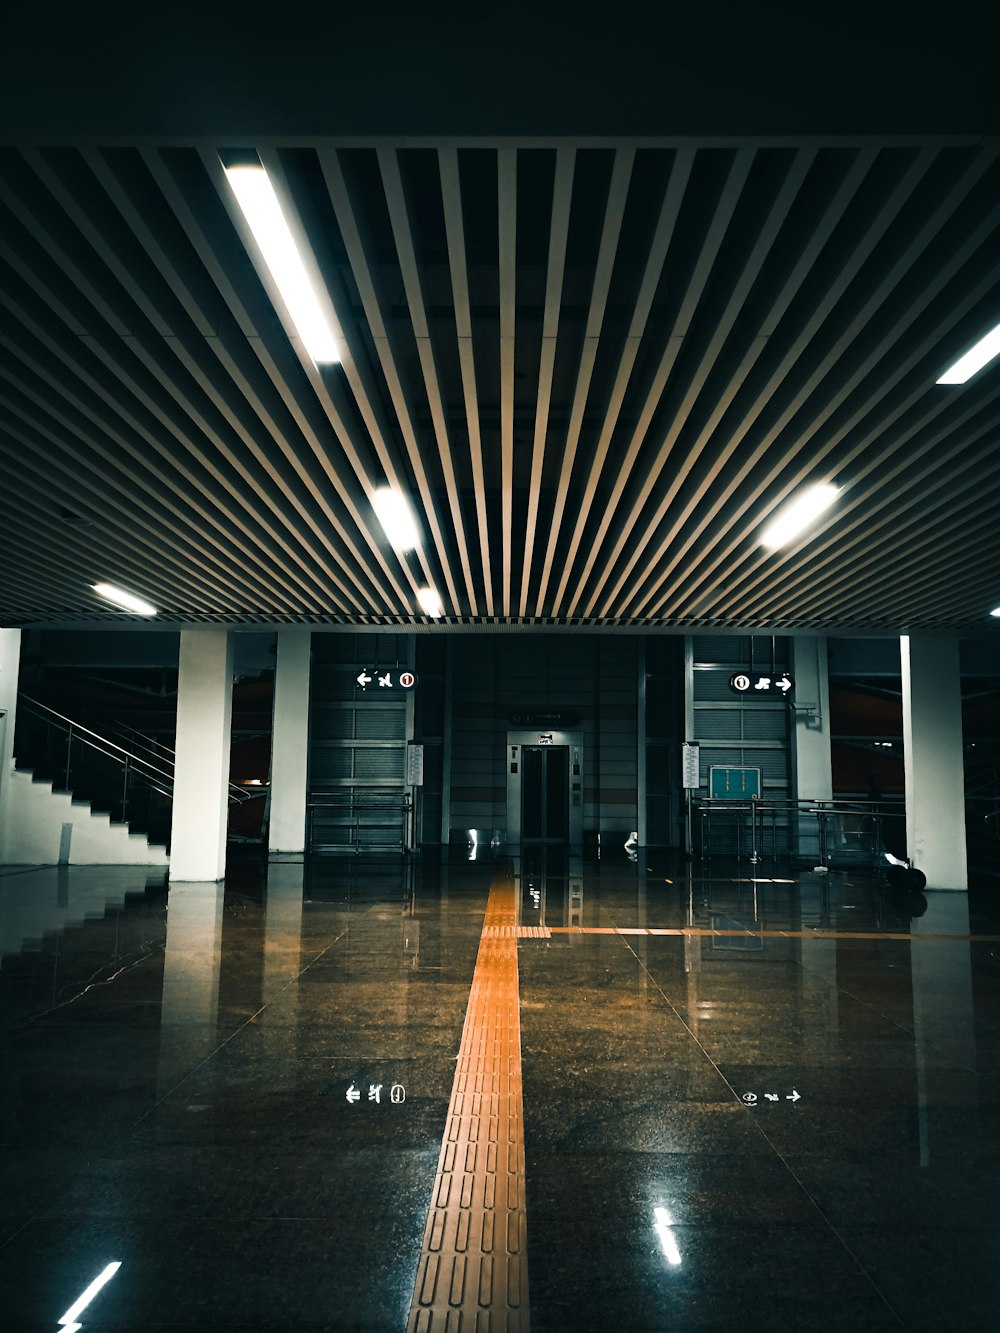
[1,852,999,1330]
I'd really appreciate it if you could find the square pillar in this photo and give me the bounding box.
[268,629,311,856]
[0,629,22,863]
[169,630,234,882]
[790,636,832,862]
[901,635,967,890]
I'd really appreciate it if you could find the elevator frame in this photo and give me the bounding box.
[505,728,584,848]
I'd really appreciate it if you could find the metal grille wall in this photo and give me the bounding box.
[689,635,791,853]
[308,633,413,852]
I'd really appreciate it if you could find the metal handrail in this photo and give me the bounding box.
[17,694,258,809]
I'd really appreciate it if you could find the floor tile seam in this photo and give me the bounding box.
[818,979,980,1079]
[124,925,354,1141]
[604,913,910,1329]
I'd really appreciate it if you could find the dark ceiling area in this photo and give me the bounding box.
[2,6,999,633]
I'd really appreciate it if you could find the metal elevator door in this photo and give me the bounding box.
[521,746,570,843]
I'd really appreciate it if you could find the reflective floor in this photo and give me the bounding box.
[2,852,999,1330]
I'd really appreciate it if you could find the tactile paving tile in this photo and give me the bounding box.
[407,867,530,1330]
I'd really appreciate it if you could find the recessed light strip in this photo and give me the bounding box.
[92,583,157,616]
[224,166,340,365]
[372,487,420,553]
[417,587,443,617]
[937,322,1000,384]
[759,483,840,550]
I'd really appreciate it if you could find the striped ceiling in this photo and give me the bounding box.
[2,139,1000,631]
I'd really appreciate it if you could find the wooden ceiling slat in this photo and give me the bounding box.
[498,148,517,616]
[439,147,495,615]
[644,149,995,619]
[536,148,634,618]
[579,148,758,617]
[378,148,480,616]
[83,147,399,616]
[518,148,575,616]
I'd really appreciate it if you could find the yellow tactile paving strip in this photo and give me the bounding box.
[544,926,1000,942]
[407,868,530,1331]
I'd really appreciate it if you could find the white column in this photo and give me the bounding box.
[790,636,833,862]
[268,629,311,856]
[0,629,22,863]
[901,635,967,890]
[169,629,233,881]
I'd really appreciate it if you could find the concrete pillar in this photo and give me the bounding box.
[169,630,233,882]
[0,629,22,862]
[790,636,832,862]
[901,635,967,890]
[268,629,311,856]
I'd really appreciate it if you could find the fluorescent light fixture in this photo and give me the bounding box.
[372,487,420,552]
[224,166,340,364]
[991,605,1000,618]
[937,322,1000,384]
[92,583,157,616]
[59,1261,122,1326]
[417,587,443,617]
[653,1207,682,1266]
[760,483,840,550]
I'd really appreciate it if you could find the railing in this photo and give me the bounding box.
[307,789,413,854]
[15,696,259,838]
[694,796,908,873]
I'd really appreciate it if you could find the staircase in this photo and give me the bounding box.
[8,695,261,866]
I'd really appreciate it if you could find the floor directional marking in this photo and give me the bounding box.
[407,868,529,1330]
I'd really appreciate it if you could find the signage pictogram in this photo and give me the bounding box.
[729,671,794,697]
[356,669,419,691]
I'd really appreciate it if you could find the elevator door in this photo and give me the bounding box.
[521,745,570,843]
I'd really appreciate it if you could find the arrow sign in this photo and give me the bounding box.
[356,669,419,691]
[786,1089,801,1102]
[729,671,794,697]
[346,1083,361,1103]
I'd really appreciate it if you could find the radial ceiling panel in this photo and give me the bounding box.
[2,140,1000,631]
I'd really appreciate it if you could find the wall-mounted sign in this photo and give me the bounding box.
[406,743,424,786]
[681,742,700,789]
[708,765,762,800]
[729,671,794,697]
[356,669,418,691]
[509,711,579,726]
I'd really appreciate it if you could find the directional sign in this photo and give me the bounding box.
[729,671,794,697]
[356,669,419,691]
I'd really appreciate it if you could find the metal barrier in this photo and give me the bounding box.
[307,789,413,854]
[695,796,908,876]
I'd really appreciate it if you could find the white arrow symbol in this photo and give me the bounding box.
[777,677,792,694]
[356,672,372,689]
[346,1083,361,1103]
[786,1089,801,1102]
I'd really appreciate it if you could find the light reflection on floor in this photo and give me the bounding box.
[1,851,998,1330]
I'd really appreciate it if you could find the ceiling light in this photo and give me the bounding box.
[760,483,840,550]
[372,487,420,552]
[92,583,157,616]
[224,166,340,365]
[990,605,1000,618]
[417,587,443,617]
[937,322,1000,384]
